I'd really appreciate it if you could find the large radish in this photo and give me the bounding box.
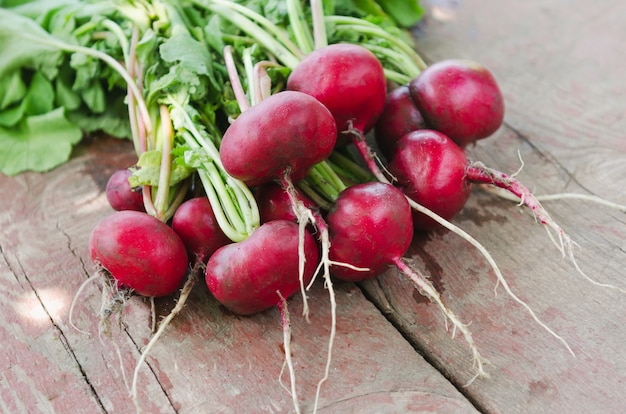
[286,43,387,145]
[219,90,337,187]
[89,210,188,298]
[408,59,505,148]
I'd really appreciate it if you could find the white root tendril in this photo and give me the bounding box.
[277,292,301,414]
[281,174,317,321]
[479,184,626,294]
[405,197,575,356]
[312,226,337,414]
[131,268,200,413]
[98,274,132,392]
[394,258,489,384]
[69,271,102,335]
[280,174,338,413]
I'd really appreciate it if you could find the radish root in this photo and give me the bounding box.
[280,173,338,413]
[393,257,489,384]
[470,162,626,295]
[130,263,201,412]
[69,271,101,335]
[348,131,574,355]
[277,292,301,414]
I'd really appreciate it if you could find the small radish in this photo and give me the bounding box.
[256,181,316,224]
[205,220,319,315]
[172,197,231,263]
[387,129,578,241]
[89,210,188,297]
[219,90,337,187]
[327,182,413,281]
[325,181,486,379]
[286,43,387,145]
[374,85,426,158]
[387,129,472,231]
[105,168,145,212]
[408,59,504,147]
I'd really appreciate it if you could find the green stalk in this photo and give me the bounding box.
[328,151,375,183]
[153,105,174,220]
[310,0,328,49]
[170,95,259,241]
[326,15,427,72]
[361,43,419,80]
[286,0,314,53]
[194,0,303,68]
[297,180,333,210]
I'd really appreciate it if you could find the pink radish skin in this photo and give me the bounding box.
[375,85,426,158]
[387,129,472,231]
[105,169,144,212]
[409,59,504,148]
[172,197,231,262]
[220,90,337,187]
[205,220,319,315]
[89,210,188,297]
[287,43,387,145]
[256,181,318,224]
[327,182,413,281]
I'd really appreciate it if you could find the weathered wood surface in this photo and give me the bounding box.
[361,0,626,412]
[0,135,478,413]
[1,0,626,413]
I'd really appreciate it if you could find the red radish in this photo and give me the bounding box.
[408,59,504,147]
[386,129,581,357]
[327,182,413,281]
[256,181,319,224]
[205,220,319,315]
[387,129,472,231]
[172,197,231,262]
[105,168,144,212]
[89,210,188,297]
[325,181,486,378]
[374,85,426,158]
[387,129,579,238]
[286,43,387,145]
[219,90,337,187]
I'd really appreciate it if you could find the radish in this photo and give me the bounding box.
[131,197,232,409]
[286,43,387,146]
[408,59,505,148]
[219,90,337,187]
[374,85,426,158]
[256,181,319,225]
[387,129,472,231]
[205,220,319,316]
[172,197,231,262]
[325,181,487,380]
[327,182,413,281]
[105,168,145,212]
[89,210,188,298]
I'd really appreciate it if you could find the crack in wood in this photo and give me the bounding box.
[358,278,489,414]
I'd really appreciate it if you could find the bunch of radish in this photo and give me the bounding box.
[71,0,626,412]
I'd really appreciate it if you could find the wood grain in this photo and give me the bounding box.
[2,0,625,412]
[358,1,626,412]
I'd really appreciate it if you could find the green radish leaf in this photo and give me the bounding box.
[0,8,65,79]
[129,150,193,187]
[0,107,82,175]
[0,70,27,110]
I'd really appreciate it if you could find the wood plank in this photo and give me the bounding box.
[359,1,626,412]
[0,136,478,412]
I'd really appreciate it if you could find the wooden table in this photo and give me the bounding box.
[2,0,625,412]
